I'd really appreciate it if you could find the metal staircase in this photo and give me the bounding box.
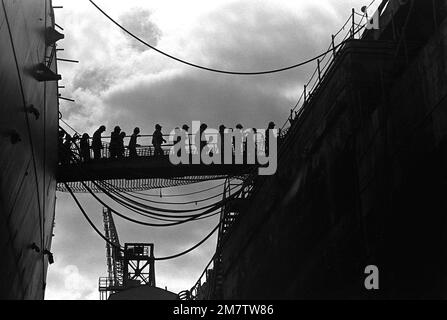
[209,178,254,299]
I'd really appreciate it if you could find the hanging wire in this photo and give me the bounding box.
[131,180,228,198]
[66,182,223,261]
[102,179,242,206]
[65,182,124,251]
[82,180,240,227]
[92,179,239,216]
[96,181,240,222]
[154,222,220,261]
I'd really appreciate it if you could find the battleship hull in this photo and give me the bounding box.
[0,0,58,299]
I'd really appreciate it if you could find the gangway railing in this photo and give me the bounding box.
[278,4,382,138]
[59,132,269,165]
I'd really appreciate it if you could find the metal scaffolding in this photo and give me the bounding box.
[98,208,156,300]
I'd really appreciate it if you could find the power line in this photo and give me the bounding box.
[89,0,346,76]
[131,180,229,198]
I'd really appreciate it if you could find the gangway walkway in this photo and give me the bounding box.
[57,135,260,192]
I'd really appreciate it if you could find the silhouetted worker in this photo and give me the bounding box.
[199,123,208,158]
[173,127,182,157]
[235,124,245,160]
[58,129,65,144]
[118,132,126,158]
[288,110,296,125]
[92,125,106,160]
[110,126,121,159]
[182,124,191,160]
[219,125,226,163]
[266,121,275,156]
[80,133,91,162]
[174,127,181,145]
[72,134,81,161]
[58,130,66,164]
[129,127,141,158]
[252,128,258,161]
[152,124,166,156]
[228,128,234,154]
[63,133,73,164]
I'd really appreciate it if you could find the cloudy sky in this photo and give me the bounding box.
[46,0,376,300]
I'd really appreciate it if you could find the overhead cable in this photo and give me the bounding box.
[89,0,347,76]
[65,182,124,252]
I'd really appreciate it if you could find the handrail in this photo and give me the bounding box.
[279,8,371,134]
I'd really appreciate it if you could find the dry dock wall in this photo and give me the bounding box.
[220,8,447,299]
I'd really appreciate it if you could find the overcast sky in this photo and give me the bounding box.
[45,0,376,300]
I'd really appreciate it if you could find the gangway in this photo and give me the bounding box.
[57,134,262,192]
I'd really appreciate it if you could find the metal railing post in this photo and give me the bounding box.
[317,59,321,83]
[331,34,336,58]
[351,8,355,39]
[304,85,307,103]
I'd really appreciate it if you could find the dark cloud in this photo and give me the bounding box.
[72,66,116,93]
[191,1,331,72]
[103,71,292,133]
[99,3,333,133]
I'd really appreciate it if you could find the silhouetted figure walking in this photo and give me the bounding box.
[174,127,182,157]
[58,130,66,164]
[219,125,226,163]
[236,124,245,161]
[118,132,126,159]
[152,124,166,157]
[110,126,121,159]
[73,133,82,162]
[252,128,258,163]
[129,127,141,158]
[182,124,191,161]
[288,110,298,125]
[199,123,208,157]
[92,125,106,160]
[80,133,91,162]
[265,121,275,157]
[63,133,73,164]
